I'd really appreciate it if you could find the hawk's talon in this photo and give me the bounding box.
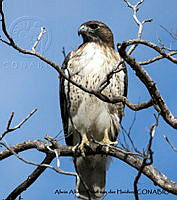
[72,144,78,153]
[79,134,90,157]
[73,134,90,157]
[101,128,118,152]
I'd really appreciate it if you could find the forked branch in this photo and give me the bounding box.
[123,0,152,54]
[0,109,37,140]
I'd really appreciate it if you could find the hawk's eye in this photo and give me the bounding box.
[89,24,99,29]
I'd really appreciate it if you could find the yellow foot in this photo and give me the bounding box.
[79,134,90,157]
[72,134,90,157]
[101,128,118,152]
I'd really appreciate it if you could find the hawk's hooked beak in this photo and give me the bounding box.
[78,25,88,36]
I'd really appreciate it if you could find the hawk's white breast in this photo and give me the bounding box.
[68,42,120,77]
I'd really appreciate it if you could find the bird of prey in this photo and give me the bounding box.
[60,20,127,199]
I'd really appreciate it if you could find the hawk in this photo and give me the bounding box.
[60,20,127,199]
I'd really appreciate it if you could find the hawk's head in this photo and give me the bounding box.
[78,20,114,48]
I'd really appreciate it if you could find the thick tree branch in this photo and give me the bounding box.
[1,139,177,195]
[118,43,177,129]
[0,0,14,45]
[0,140,49,160]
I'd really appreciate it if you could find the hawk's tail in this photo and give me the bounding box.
[74,155,107,200]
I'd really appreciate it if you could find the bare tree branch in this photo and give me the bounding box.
[120,111,142,154]
[62,46,66,58]
[1,139,177,195]
[139,51,177,65]
[32,26,46,52]
[160,25,177,41]
[120,39,177,64]
[0,139,76,160]
[5,154,55,200]
[133,113,159,200]
[164,136,177,153]
[0,140,49,160]
[118,42,177,129]
[157,38,176,52]
[0,0,14,45]
[123,0,152,55]
[96,60,124,92]
[0,109,37,140]
[134,158,147,200]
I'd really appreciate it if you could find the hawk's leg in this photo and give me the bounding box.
[72,134,90,157]
[101,128,118,152]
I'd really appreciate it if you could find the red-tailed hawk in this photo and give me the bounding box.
[60,21,127,199]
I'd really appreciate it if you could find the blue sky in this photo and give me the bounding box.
[0,0,177,199]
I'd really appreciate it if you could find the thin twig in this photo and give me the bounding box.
[133,113,159,200]
[13,109,37,130]
[138,51,177,65]
[121,39,177,64]
[164,136,177,153]
[32,27,46,52]
[120,111,142,154]
[133,158,146,200]
[6,112,14,130]
[0,109,37,140]
[62,46,66,58]
[160,25,177,41]
[123,0,152,55]
[157,37,175,52]
[96,60,125,92]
